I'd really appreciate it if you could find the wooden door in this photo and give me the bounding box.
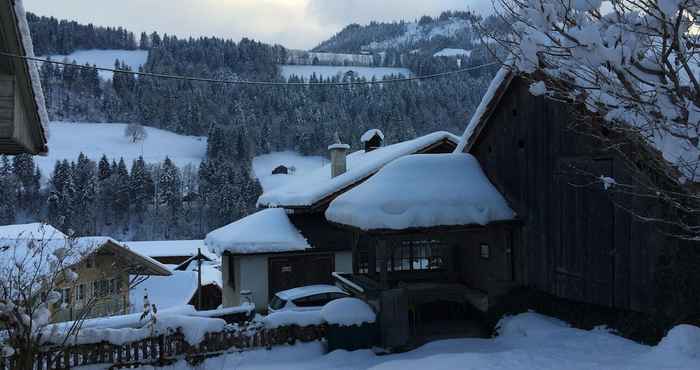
[268,254,335,298]
[555,158,616,307]
[380,288,409,348]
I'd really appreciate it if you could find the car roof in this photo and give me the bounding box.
[275,284,346,301]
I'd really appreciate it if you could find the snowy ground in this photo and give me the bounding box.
[43,49,149,79]
[79,312,699,370]
[279,65,411,81]
[35,122,206,181]
[252,151,327,192]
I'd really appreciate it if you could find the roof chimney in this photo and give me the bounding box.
[328,132,350,178]
[361,129,384,152]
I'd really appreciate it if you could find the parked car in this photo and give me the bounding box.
[268,285,349,313]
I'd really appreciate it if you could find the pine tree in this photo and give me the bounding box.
[0,156,18,225]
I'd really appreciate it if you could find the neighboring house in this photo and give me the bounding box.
[0,0,49,155]
[208,130,459,311]
[124,240,217,265]
[0,223,172,323]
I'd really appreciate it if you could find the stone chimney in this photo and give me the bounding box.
[361,129,384,152]
[328,132,350,178]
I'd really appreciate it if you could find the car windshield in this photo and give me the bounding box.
[269,295,286,310]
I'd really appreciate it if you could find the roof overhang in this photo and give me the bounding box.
[0,0,48,155]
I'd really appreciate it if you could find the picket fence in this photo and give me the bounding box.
[1,324,328,370]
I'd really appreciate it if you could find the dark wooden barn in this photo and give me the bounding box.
[459,68,700,331]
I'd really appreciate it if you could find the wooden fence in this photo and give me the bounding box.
[1,324,328,370]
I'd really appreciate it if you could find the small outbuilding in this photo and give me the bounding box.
[206,208,345,311]
[272,165,289,175]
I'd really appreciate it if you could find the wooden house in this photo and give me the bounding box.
[208,130,459,311]
[330,67,700,348]
[326,153,518,347]
[0,0,48,155]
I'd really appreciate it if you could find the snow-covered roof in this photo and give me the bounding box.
[455,65,514,153]
[124,240,215,259]
[0,227,171,278]
[130,262,221,312]
[275,284,346,301]
[13,0,50,143]
[326,153,516,231]
[360,129,384,143]
[205,208,311,256]
[0,223,65,240]
[258,131,459,208]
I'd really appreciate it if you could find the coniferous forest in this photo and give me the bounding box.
[0,12,500,240]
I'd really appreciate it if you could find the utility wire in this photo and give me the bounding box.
[0,51,498,87]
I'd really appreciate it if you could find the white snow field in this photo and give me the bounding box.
[279,65,411,81]
[433,48,472,58]
[252,151,328,192]
[35,122,207,180]
[44,49,149,79]
[87,312,699,370]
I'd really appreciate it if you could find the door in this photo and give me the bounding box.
[555,158,615,307]
[268,254,335,299]
[380,288,409,348]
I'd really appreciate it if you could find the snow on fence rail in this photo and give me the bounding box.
[0,323,327,370]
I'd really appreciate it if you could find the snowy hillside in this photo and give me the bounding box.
[35,122,206,179]
[44,49,149,79]
[280,65,411,81]
[253,151,328,192]
[364,18,473,52]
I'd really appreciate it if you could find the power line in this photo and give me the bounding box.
[0,51,498,87]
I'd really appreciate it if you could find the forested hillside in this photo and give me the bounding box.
[26,12,139,55]
[0,12,500,240]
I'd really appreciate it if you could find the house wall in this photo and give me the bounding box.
[223,251,349,311]
[53,253,131,323]
[467,77,700,317]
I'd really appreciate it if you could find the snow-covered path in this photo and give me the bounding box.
[80,312,699,370]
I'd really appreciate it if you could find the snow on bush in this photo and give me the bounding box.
[59,315,226,346]
[495,311,570,338]
[498,0,700,182]
[320,298,376,327]
[651,324,700,359]
[263,311,325,329]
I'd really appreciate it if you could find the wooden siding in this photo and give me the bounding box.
[467,77,698,315]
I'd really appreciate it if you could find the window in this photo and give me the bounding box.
[93,280,109,298]
[77,284,85,301]
[385,240,446,272]
[60,288,71,305]
[480,244,490,259]
[86,256,94,269]
[357,251,369,274]
[269,295,287,310]
[293,293,330,307]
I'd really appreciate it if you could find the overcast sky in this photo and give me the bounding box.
[23,0,493,50]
